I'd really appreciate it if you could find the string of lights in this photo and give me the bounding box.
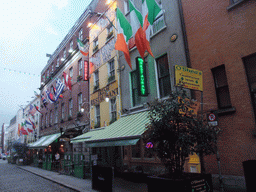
[3,67,40,77]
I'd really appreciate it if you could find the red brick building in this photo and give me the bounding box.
[35,0,109,158]
[181,0,256,180]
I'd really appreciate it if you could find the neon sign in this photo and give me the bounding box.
[84,61,89,81]
[146,142,153,149]
[136,57,148,96]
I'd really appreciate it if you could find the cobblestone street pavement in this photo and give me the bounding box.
[0,160,76,192]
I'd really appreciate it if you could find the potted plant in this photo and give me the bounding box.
[144,89,218,192]
[94,84,99,92]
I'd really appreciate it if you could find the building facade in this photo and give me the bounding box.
[181,0,256,187]
[37,0,109,159]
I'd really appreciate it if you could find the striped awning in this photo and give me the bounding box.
[71,111,150,147]
[28,133,61,149]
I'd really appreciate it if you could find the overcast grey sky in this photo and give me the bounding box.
[0,0,93,126]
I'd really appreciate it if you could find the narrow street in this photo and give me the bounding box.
[0,159,76,192]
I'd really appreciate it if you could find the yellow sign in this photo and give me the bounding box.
[178,96,200,117]
[175,65,203,91]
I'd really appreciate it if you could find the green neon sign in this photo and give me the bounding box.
[136,57,148,96]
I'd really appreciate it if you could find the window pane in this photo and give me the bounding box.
[132,140,141,158]
[213,67,228,88]
[217,86,232,108]
[160,76,171,97]
[157,54,171,98]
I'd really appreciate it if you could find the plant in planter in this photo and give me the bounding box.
[144,89,219,191]
[68,115,73,121]
[106,31,113,40]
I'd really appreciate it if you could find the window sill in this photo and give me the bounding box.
[107,79,116,85]
[227,0,246,10]
[217,107,236,116]
[106,35,114,43]
[150,26,167,40]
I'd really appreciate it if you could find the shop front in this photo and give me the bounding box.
[28,133,62,170]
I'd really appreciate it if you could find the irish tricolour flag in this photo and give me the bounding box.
[129,0,154,59]
[115,8,133,70]
[142,0,162,40]
[77,38,89,56]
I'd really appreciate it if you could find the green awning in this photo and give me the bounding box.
[70,128,105,143]
[78,111,149,147]
[28,133,61,149]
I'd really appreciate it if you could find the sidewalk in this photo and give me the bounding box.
[18,165,221,192]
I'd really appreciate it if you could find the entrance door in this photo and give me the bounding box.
[243,54,256,119]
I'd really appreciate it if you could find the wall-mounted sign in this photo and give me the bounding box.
[84,61,89,81]
[175,65,203,91]
[146,142,153,149]
[207,112,218,126]
[136,57,148,96]
[178,96,200,117]
[91,83,119,106]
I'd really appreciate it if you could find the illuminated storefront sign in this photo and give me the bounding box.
[84,61,89,81]
[136,57,148,96]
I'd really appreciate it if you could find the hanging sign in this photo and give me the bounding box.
[175,65,203,91]
[136,57,148,96]
[84,61,89,81]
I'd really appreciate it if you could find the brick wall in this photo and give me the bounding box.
[181,0,256,176]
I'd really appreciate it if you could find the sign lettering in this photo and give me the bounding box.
[84,61,89,81]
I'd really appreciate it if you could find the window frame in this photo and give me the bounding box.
[61,103,65,120]
[69,67,73,79]
[57,56,60,67]
[55,105,58,124]
[212,65,232,109]
[110,97,117,122]
[69,99,73,117]
[69,40,73,52]
[63,47,66,59]
[79,28,83,41]
[95,105,100,127]
[78,59,83,76]
[78,93,83,112]
[156,54,171,98]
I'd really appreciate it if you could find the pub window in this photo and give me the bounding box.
[69,40,73,53]
[212,65,232,109]
[131,70,141,107]
[93,38,99,53]
[79,28,83,41]
[156,54,171,98]
[78,59,83,76]
[55,106,58,124]
[243,54,256,118]
[63,47,66,59]
[95,105,100,128]
[78,93,83,112]
[49,110,53,125]
[57,56,60,67]
[108,59,115,83]
[110,97,117,123]
[94,70,99,91]
[69,99,73,116]
[61,103,65,120]
[45,113,48,126]
[69,67,73,79]
[107,25,113,39]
